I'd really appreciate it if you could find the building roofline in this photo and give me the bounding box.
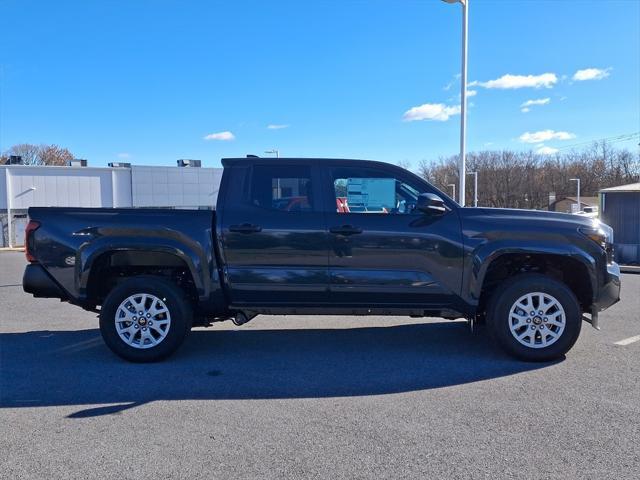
[600,182,640,193]
[0,164,222,171]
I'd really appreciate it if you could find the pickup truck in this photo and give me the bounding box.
[23,157,621,362]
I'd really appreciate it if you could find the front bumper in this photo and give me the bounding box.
[594,262,621,312]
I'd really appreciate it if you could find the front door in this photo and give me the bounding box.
[323,163,463,308]
[220,162,329,306]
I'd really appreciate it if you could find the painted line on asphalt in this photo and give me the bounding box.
[614,335,640,346]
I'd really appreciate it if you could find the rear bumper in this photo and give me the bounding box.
[594,262,621,312]
[23,264,67,299]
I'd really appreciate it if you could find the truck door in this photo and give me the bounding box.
[219,161,329,306]
[323,163,463,308]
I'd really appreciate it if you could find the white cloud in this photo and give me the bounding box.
[466,89,477,97]
[402,103,461,122]
[443,73,461,91]
[521,98,551,107]
[470,73,557,89]
[519,129,576,143]
[520,97,550,113]
[117,152,131,159]
[572,67,611,81]
[536,146,559,155]
[267,124,290,130]
[203,131,235,141]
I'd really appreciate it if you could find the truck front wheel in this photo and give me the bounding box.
[487,274,582,362]
[99,276,193,362]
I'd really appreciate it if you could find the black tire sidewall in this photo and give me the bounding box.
[488,274,582,362]
[99,276,192,362]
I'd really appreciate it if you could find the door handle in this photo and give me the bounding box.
[330,225,363,236]
[229,223,262,233]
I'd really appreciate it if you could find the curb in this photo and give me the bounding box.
[620,265,640,274]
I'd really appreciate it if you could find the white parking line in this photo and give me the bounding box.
[614,335,640,346]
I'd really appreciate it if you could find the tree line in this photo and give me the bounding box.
[1,143,75,166]
[417,142,640,209]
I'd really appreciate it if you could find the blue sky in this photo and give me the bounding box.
[1,0,639,168]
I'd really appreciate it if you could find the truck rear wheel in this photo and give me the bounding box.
[99,276,193,362]
[487,273,582,362]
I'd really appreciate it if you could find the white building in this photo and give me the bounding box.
[1,162,223,247]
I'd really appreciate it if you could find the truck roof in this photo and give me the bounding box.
[221,157,399,169]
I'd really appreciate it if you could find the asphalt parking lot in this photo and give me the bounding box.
[1,251,639,479]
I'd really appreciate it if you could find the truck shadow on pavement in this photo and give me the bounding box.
[0,323,556,418]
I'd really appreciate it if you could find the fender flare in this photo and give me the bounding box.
[468,241,598,304]
[77,236,211,300]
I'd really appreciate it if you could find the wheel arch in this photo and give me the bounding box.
[474,250,596,316]
[83,248,201,306]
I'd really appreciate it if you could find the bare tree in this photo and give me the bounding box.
[1,143,75,166]
[2,143,41,165]
[38,145,74,166]
[418,142,639,209]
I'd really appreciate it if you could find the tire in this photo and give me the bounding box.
[99,276,193,362]
[487,273,582,362]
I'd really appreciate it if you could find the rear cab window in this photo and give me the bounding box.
[249,165,316,212]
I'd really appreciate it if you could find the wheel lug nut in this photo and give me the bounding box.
[538,311,543,315]
[134,324,139,329]
[148,321,153,326]
[531,325,536,330]
[526,319,531,323]
[543,317,548,322]
[530,311,535,316]
[540,325,544,329]
[146,313,151,318]
[139,311,143,315]
[142,327,147,331]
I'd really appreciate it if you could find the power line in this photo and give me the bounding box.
[555,132,640,151]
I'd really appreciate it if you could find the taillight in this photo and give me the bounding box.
[25,220,40,263]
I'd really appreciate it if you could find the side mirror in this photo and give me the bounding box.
[416,193,446,215]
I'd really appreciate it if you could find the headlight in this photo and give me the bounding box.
[579,220,613,249]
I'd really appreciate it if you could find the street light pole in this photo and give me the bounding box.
[468,171,478,207]
[442,0,468,206]
[447,183,456,200]
[570,178,581,213]
[265,149,281,197]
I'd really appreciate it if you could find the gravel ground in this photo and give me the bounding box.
[1,251,638,479]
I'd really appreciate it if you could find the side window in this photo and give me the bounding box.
[333,167,421,214]
[250,165,315,212]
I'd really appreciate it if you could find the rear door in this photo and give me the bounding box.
[322,162,463,308]
[219,160,329,306]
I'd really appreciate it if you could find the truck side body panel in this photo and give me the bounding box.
[26,207,224,310]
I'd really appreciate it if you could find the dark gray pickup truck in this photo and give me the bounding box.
[23,157,621,362]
